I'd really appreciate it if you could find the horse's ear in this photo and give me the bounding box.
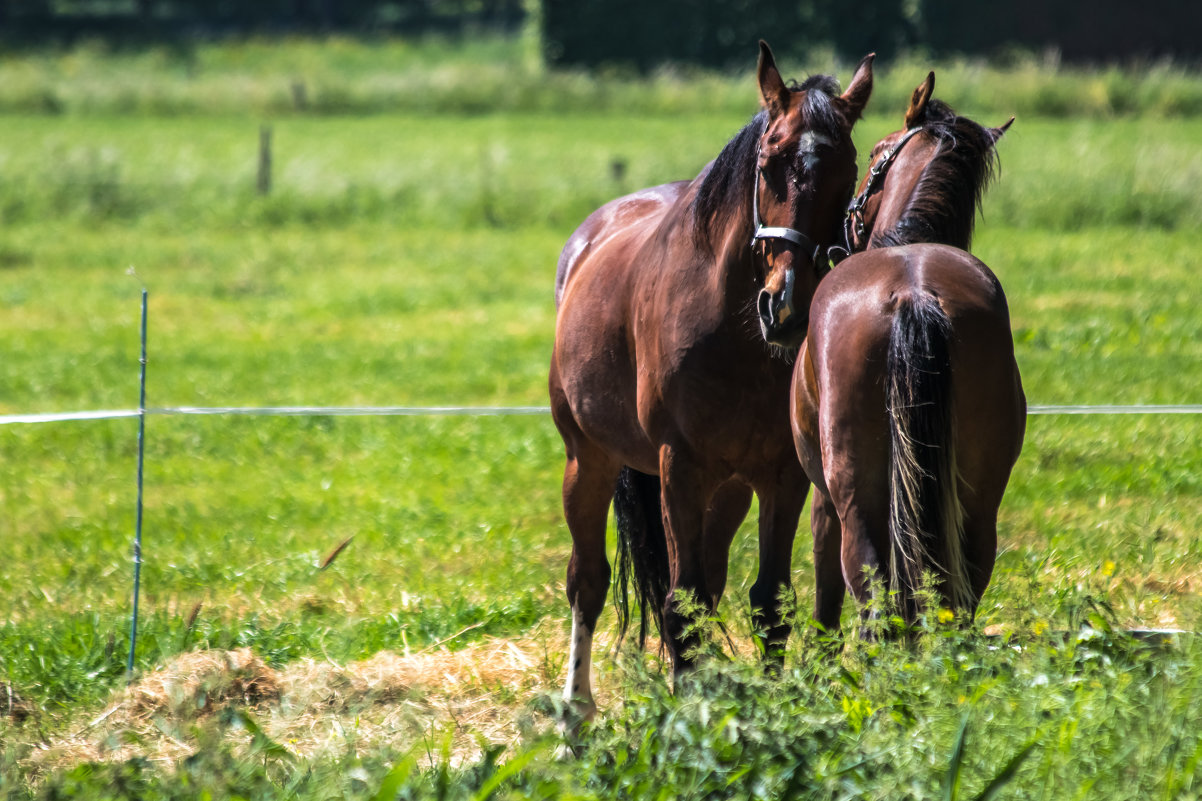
[838,53,874,123]
[904,71,935,129]
[757,40,789,119]
[990,116,1016,142]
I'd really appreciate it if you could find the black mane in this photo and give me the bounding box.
[871,99,1001,251]
[691,75,845,251]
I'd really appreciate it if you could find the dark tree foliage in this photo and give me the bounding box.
[0,0,526,43]
[917,0,1202,63]
[541,0,838,72]
[0,0,1198,66]
[543,0,1201,69]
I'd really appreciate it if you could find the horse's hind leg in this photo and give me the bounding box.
[828,477,892,630]
[810,487,846,636]
[559,437,621,727]
[958,503,1000,619]
[748,476,809,667]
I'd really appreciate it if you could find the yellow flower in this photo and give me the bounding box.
[1032,620,1049,636]
[1101,559,1116,578]
[936,608,955,625]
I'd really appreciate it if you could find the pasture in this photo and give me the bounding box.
[3,36,1202,799]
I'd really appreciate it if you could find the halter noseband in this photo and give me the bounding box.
[828,126,924,265]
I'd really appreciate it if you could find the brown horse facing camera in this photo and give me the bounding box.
[791,72,1026,633]
[550,42,873,724]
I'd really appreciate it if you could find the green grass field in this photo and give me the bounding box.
[3,36,1202,799]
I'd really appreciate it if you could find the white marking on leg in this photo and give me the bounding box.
[562,605,596,723]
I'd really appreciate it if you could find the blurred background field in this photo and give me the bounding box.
[3,15,1202,800]
[4,34,1202,118]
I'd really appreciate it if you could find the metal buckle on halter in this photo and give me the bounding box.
[825,243,851,266]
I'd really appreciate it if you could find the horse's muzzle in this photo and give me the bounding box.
[757,285,806,348]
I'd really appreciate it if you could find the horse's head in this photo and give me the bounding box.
[846,71,1013,253]
[753,41,873,349]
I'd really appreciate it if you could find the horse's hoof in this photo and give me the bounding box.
[553,741,580,761]
[556,697,597,755]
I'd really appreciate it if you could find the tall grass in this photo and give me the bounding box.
[1,36,1201,118]
[1,114,1201,234]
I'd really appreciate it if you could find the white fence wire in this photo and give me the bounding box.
[10,296,1200,676]
[4,404,1202,426]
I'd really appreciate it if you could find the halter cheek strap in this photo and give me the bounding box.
[750,172,827,272]
[829,126,924,265]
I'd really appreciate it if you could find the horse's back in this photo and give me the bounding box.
[554,183,689,308]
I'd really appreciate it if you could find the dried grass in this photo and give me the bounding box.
[23,622,582,777]
[122,648,283,722]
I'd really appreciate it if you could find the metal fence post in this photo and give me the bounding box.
[127,288,148,680]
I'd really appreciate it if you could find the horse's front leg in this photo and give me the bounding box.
[749,472,809,668]
[658,443,719,677]
[702,479,754,609]
[558,436,621,730]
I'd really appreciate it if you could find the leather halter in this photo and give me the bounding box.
[750,150,828,274]
[828,126,924,265]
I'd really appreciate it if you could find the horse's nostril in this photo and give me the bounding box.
[759,288,793,329]
[758,289,773,325]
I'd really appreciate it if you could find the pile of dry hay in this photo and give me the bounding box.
[23,624,594,776]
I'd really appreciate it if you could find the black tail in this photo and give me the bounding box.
[612,466,670,649]
[886,292,969,621]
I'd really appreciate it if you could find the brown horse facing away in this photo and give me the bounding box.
[790,72,1026,632]
[550,42,873,723]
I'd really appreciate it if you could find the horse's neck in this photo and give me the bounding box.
[872,165,972,251]
[662,173,757,290]
[694,207,760,318]
[875,131,995,252]
[633,197,760,340]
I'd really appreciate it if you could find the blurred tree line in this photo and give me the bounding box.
[0,0,527,39]
[541,0,1202,67]
[1,0,1198,66]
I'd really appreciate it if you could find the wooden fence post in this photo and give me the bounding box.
[258,125,272,195]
